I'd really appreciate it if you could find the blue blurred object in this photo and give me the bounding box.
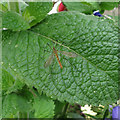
[104,118,110,120]
[93,10,103,17]
[112,106,120,120]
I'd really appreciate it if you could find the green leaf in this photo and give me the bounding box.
[2,11,118,106]
[67,113,85,119]
[0,1,28,13]
[64,2,118,14]
[88,2,101,11]
[2,93,32,118]
[22,8,36,23]
[18,86,35,102]
[0,3,8,12]
[54,100,66,117]
[2,11,30,31]
[8,2,20,14]
[2,68,25,94]
[99,2,118,11]
[19,1,28,12]
[24,2,52,27]
[64,2,94,14]
[33,95,55,118]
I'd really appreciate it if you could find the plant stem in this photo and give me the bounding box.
[29,88,37,97]
[61,102,69,117]
[18,111,28,118]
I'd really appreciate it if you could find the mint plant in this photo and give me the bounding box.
[1,1,119,119]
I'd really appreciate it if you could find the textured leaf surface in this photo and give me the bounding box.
[64,2,94,14]
[22,9,36,23]
[99,2,118,11]
[64,2,118,14]
[2,11,30,31]
[0,3,8,12]
[2,93,32,118]
[2,68,25,94]
[2,12,118,106]
[25,2,52,27]
[33,95,55,118]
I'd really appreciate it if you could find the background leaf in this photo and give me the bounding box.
[99,2,118,11]
[67,113,85,119]
[8,2,20,14]
[2,93,32,118]
[54,100,66,118]
[24,2,52,27]
[22,8,36,23]
[64,2,118,14]
[2,12,118,106]
[2,11,30,31]
[64,2,94,14]
[33,95,55,118]
[0,3,8,12]
[2,68,25,95]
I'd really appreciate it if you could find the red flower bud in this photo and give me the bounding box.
[58,2,67,12]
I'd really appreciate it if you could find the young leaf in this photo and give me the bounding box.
[24,2,52,27]
[2,11,30,31]
[99,2,118,11]
[2,12,118,106]
[2,93,32,118]
[8,2,20,14]
[2,68,25,94]
[64,2,118,14]
[22,8,36,23]
[0,3,8,12]
[64,2,94,14]
[33,95,55,118]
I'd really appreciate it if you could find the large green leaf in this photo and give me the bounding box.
[2,11,30,31]
[2,12,118,106]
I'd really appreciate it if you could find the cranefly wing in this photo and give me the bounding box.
[44,53,54,68]
[58,51,78,57]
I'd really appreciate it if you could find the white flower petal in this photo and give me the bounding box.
[48,0,61,15]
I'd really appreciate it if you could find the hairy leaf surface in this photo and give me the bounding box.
[2,11,30,31]
[33,95,55,118]
[99,2,118,11]
[24,2,52,27]
[2,68,24,94]
[64,2,94,14]
[64,2,118,14]
[2,12,118,106]
[2,93,32,118]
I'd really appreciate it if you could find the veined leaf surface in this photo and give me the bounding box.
[2,12,118,106]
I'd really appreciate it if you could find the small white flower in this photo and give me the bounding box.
[117,99,120,105]
[81,104,97,116]
[99,104,104,108]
